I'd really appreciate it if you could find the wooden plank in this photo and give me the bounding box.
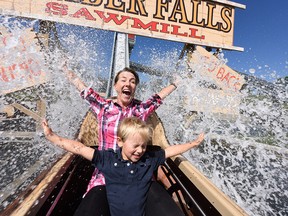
[10,153,74,216]
[77,111,98,147]
[0,105,15,117]
[0,0,245,51]
[188,46,245,92]
[11,103,42,122]
[212,0,246,9]
[176,157,248,216]
[36,99,46,131]
[0,131,35,138]
[185,87,241,116]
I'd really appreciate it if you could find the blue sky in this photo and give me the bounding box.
[129,1,288,82]
[224,0,288,81]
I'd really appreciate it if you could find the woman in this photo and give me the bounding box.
[63,65,179,215]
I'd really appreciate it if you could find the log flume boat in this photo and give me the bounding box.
[1,111,247,216]
[1,1,248,215]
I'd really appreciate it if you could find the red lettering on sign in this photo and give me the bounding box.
[94,10,130,25]
[131,19,159,31]
[159,23,170,33]
[8,64,16,80]
[0,67,9,82]
[233,79,241,91]
[221,71,231,84]
[207,58,218,73]
[215,67,242,91]
[189,28,205,40]
[216,67,225,79]
[71,8,96,20]
[46,2,68,16]
[0,59,42,82]
[43,3,208,42]
[171,25,188,37]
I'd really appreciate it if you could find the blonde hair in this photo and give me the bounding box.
[117,117,152,143]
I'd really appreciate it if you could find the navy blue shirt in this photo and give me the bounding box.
[92,147,166,216]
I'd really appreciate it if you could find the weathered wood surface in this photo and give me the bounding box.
[183,45,245,117]
[8,153,75,216]
[188,46,245,91]
[0,0,245,51]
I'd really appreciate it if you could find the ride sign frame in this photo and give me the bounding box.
[0,0,245,51]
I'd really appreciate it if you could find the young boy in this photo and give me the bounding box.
[42,117,204,216]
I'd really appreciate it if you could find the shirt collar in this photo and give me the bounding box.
[116,148,124,161]
[112,98,139,108]
[115,148,148,165]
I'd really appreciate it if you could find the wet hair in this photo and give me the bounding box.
[114,67,140,85]
[117,117,152,143]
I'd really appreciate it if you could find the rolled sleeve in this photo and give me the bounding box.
[80,87,107,115]
[133,94,163,120]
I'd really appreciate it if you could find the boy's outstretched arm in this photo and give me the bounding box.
[42,119,94,161]
[164,133,205,158]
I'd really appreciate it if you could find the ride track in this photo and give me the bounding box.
[0,1,249,215]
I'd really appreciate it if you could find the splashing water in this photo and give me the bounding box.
[1,17,287,216]
[0,17,110,210]
[139,50,287,216]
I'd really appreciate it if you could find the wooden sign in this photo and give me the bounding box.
[0,28,49,95]
[184,45,244,116]
[187,45,245,92]
[0,0,245,51]
[186,87,241,116]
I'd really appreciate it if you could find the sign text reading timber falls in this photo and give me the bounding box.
[0,0,245,51]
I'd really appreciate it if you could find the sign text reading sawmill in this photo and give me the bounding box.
[45,0,236,49]
[0,0,244,50]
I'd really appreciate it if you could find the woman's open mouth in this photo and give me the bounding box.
[122,89,131,96]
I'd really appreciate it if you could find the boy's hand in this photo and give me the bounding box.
[42,119,53,137]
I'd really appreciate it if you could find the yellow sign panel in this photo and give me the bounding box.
[0,28,50,95]
[0,0,245,51]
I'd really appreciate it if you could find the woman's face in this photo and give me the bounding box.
[114,71,137,106]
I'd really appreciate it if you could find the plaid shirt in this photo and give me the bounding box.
[81,88,163,193]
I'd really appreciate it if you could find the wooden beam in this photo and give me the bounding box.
[0,131,35,138]
[36,99,46,131]
[9,153,74,216]
[11,103,42,122]
[0,105,15,117]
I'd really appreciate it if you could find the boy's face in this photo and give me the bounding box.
[118,133,147,162]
